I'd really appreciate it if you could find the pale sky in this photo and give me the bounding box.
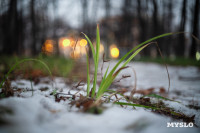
[49,0,194,33]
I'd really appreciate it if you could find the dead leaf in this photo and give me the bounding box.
[159,87,166,94]
[135,88,155,95]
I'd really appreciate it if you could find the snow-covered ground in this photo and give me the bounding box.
[0,62,200,133]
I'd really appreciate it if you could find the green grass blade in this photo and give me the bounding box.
[96,24,100,63]
[86,48,90,97]
[114,33,173,72]
[0,58,52,88]
[98,33,174,93]
[143,94,180,103]
[91,24,100,98]
[114,102,158,110]
[99,65,110,88]
[122,42,154,67]
[97,44,150,98]
[81,32,96,65]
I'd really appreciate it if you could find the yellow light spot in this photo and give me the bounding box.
[63,39,70,47]
[111,47,119,58]
[80,39,87,47]
[196,51,200,61]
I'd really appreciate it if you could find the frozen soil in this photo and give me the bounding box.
[0,62,200,133]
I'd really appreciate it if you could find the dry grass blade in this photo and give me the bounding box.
[154,42,170,93]
[112,66,129,78]
[73,39,79,58]
[129,66,137,101]
[73,80,85,88]
[103,53,110,62]
[115,75,131,83]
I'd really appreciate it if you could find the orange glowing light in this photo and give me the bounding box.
[80,39,87,47]
[63,39,71,47]
[42,40,54,54]
[110,47,119,58]
[45,43,53,53]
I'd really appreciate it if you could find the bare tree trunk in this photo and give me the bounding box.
[151,0,158,57]
[176,0,187,57]
[81,0,89,34]
[104,0,111,58]
[105,0,110,18]
[166,0,173,56]
[30,0,37,55]
[18,5,24,55]
[3,0,18,55]
[137,0,149,55]
[190,0,199,58]
[120,0,133,48]
[52,0,59,55]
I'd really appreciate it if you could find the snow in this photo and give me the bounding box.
[0,62,200,133]
[0,96,198,133]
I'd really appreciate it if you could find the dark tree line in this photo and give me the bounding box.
[100,0,200,58]
[0,0,69,56]
[0,0,199,58]
[190,0,200,58]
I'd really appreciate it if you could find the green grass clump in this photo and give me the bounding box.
[82,24,176,99]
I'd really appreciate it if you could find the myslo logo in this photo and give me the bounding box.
[167,122,193,127]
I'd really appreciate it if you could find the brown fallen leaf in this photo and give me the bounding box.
[135,88,155,95]
[159,87,166,94]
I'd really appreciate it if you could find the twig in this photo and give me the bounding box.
[129,66,137,101]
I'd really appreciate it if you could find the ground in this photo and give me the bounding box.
[0,61,200,133]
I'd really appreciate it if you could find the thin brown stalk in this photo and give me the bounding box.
[155,42,170,93]
[129,66,137,101]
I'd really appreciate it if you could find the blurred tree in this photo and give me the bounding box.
[190,0,199,57]
[105,0,111,18]
[1,0,24,55]
[118,0,133,48]
[176,0,187,57]
[30,0,37,55]
[150,0,159,57]
[137,0,149,55]
[165,0,173,56]
[81,0,89,34]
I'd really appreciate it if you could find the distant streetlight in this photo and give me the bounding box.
[80,39,87,47]
[42,40,54,54]
[63,39,71,47]
[111,47,119,58]
[110,44,119,58]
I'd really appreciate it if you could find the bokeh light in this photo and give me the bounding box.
[63,39,71,47]
[42,40,54,55]
[80,39,87,47]
[110,44,119,58]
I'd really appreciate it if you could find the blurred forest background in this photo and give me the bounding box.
[0,0,199,59]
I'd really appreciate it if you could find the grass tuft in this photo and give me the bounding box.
[82,25,178,100]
